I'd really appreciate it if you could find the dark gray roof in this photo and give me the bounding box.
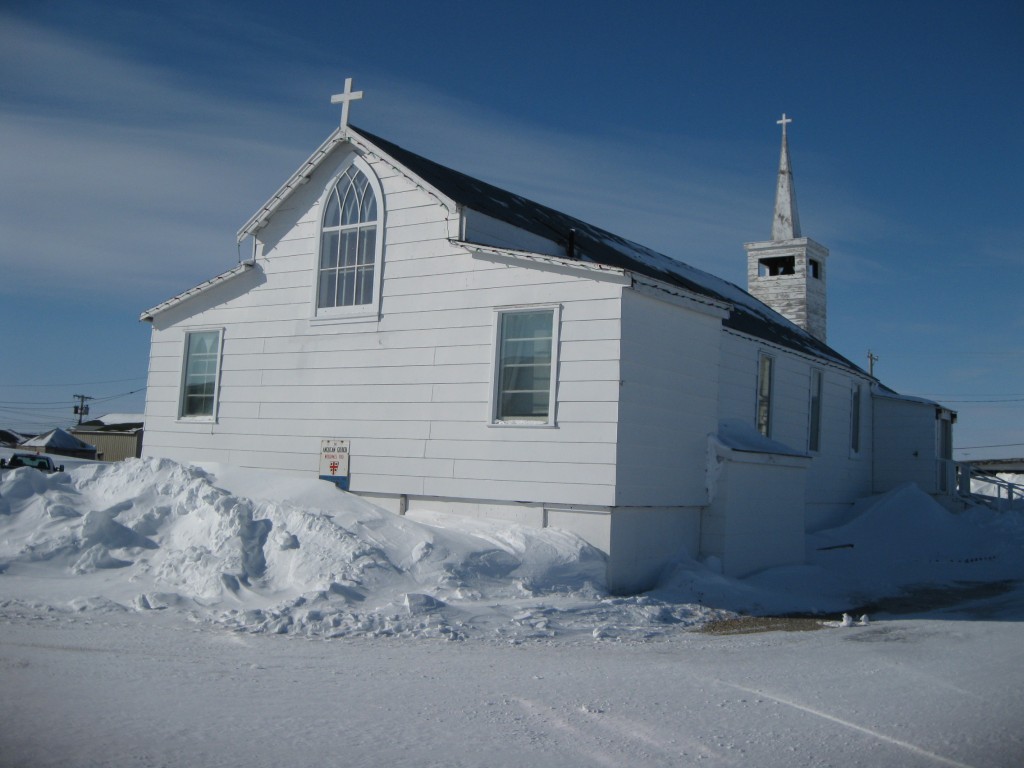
[355,126,864,374]
[74,420,144,433]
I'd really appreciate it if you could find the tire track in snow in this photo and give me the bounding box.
[512,696,735,765]
[719,681,978,768]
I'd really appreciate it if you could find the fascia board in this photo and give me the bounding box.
[236,127,460,243]
[140,261,255,322]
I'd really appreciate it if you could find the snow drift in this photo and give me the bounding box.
[1,457,1022,638]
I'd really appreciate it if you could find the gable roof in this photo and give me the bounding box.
[355,127,863,373]
[22,428,96,452]
[237,125,865,374]
[0,428,27,446]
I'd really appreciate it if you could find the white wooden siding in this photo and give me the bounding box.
[872,396,939,494]
[614,288,721,507]
[718,331,873,523]
[143,141,623,507]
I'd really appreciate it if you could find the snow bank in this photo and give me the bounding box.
[2,459,1022,638]
[1,458,718,639]
[655,483,1024,615]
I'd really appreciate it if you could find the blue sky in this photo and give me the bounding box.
[1,0,1021,459]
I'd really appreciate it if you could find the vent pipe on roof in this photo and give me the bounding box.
[567,228,577,259]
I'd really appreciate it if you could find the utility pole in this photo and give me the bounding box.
[867,351,879,378]
[73,394,93,425]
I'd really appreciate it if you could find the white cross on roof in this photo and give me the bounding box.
[777,112,793,134]
[331,78,364,129]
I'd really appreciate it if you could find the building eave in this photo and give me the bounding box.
[457,241,631,284]
[140,261,256,322]
[236,126,460,244]
[236,128,347,243]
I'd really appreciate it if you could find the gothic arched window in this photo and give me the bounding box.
[317,164,381,311]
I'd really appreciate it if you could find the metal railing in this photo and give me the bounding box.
[955,462,1024,510]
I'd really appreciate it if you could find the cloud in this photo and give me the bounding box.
[0,19,775,305]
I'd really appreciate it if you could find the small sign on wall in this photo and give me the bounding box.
[319,439,350,490]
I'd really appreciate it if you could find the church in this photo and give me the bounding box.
[140,83,957,592]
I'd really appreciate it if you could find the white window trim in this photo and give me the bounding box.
[488,304,561,428]
[756,353,774,438]
[177,327,224,423]
[310,155,385,325]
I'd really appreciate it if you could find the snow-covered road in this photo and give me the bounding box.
[3,601,1022,768]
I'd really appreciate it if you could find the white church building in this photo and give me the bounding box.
[140,85,957,592]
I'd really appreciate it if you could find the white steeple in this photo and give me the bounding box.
[745,114,830,342]
[772,113,801,240]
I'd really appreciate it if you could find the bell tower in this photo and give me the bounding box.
[745,114,829,342]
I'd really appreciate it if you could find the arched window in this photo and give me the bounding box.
[318,164,380,310]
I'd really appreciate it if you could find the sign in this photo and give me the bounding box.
[319,439,350,489]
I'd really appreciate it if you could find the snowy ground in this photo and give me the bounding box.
[2,453,1023,766]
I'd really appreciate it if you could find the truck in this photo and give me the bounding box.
[0,453,65,473]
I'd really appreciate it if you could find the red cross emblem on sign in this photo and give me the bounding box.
[329,461,339,475]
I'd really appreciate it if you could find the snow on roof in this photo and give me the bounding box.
[715,419,809,457]
[22,428,95,451]
[0,428,27,446]
[352,126,864,373]
[96,413,144,426]
[231,123,866,372]
[871,383,948,410]
[74,414,145,433]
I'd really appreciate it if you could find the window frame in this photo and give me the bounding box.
[756,353,774,438]
[808,368,823,452]
[177,328,224,422]
[850,383,863,456]
[489,305,561,428]
[311,156,385,323]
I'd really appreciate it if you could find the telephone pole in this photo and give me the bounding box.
[73,394,93,425]
[867,351,879,378]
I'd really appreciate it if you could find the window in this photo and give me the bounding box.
[937,413,954,492]
[809,259,821,279]
[850,384,862,454]
[179,330,222,419]
[316,163,381,315]
[809,369,823,452]
[758,256,796,276]
[756,354,774,437]
[492,308,559,425]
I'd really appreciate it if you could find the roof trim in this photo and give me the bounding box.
[630,274,732,318]
[140,261,256,322]
[237,128,347,242]
[457,241,631,285]
[236,127,460,244]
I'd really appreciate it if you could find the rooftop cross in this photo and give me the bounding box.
[776,112,793,135]
[331,78,364,129]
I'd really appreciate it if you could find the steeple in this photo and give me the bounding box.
[744,114,830,342]
[772,114,801,240]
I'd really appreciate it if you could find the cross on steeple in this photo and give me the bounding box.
[331,78,364,129]
[777,113,793,135]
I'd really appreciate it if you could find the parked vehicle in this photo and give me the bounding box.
[0,453,64,473]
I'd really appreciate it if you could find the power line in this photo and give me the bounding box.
[918,393,1024,398]
[0,377,147,388]
[0,388,146,408]
[937,398,1024,403]
[957,442,1024,450]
